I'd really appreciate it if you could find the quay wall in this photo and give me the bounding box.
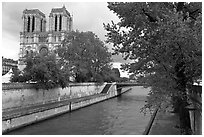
[187,85,202,135]
[2,82,132,133]
[2,83,105,110]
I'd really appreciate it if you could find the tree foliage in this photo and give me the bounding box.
[10,68,27,83]
[11,53,68,89]
[57,30,114,82]
[104,2,201,133]
[105,1,201,103]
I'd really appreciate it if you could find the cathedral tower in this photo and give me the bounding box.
[18,6,73,70]
[49,5,73,32]
[47,6,73,51]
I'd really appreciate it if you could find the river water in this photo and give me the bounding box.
[6,86,151,135]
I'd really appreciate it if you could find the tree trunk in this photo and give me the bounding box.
[172,61,192,134]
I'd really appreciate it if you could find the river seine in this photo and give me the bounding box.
[6,86,151,135]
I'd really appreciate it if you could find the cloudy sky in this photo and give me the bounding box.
[2,2,130,77]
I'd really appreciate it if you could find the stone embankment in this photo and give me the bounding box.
[2,83,131,134]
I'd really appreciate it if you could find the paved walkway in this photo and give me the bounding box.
[3,93,106,121]
[149,107,181,135]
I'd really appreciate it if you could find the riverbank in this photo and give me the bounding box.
[2,85,131,134]
[5,86,151,135]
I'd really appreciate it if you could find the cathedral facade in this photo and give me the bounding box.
[18,6,73,70]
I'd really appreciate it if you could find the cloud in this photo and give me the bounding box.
[2,34,19,60]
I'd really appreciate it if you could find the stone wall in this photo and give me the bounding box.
[187,85,202,135]
[3,82,131,133]
[2,83,106,110]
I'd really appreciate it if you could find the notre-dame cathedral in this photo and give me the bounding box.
[18,6,73,70]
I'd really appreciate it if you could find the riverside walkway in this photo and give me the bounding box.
[3,94,106,121]
[148,107,181,135]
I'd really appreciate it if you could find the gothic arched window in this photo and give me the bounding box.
[59,15,62,31]
[40,19,43,32]
[55,15,58,31]
[25,50,29,55]
[32,16,35,32]
[27,16,30,32]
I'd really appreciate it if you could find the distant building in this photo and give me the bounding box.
[18,6,73,70]
[112,68,120,78]
[2,57,18,76]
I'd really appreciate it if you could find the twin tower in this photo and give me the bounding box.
[19,6,73,69]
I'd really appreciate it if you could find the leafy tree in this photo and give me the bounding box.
[11,53,69,89]
[10,68,27,83]
[129,74,137,82]
[57,30,113,83]
[104,2,201,134]
[120,77,129,83]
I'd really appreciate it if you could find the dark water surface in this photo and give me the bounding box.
[6,86,151,135]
